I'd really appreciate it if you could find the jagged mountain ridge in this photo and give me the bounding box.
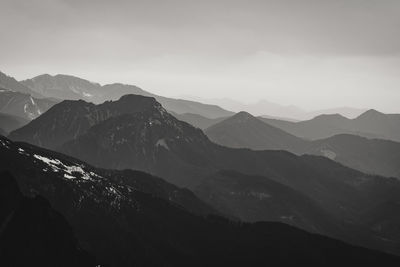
[9,95,179,149]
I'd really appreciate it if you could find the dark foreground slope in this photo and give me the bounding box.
[1,136,400,266]
[0,171,96,267]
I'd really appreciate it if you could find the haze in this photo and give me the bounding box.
[1,0,400,112]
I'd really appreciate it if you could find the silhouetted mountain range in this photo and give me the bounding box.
[8,94,400,255]
[21,73,233,118]
[2,136,399,266]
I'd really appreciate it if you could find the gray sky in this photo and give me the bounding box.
[1,0,400,112]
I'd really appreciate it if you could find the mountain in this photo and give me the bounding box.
[195,170,343,233]
[0,71,43,98]
[0,171,96,267]
[305,134,400,179]
[21,74,103,101]
[260,109,400,142]
[22,74,233,118]
[185,97,366,120]
[205,113,400,179]
[9,94,400,254]
[0,112,28,134]
[2,137,399,266]
[9,94,204,151]
[307,107,367,120]
[184,97,307,119]
[205,111,307,151]
[0,88,58,120]
[171,112,227,129]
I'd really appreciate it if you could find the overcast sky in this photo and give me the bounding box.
[1,0,400,112]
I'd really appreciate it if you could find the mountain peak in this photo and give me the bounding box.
[110,94,163,114]
[231,111,256,121]
[357,109,384,119]
[312,113,348,121]
[0,71,43,98]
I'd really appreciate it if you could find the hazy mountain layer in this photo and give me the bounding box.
[0,71,43,98]
[261,109,400,142]
[22,74,233,118]
[0,88,58,120]
[205,111,307,151]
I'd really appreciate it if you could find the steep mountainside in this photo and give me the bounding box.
[261,109,400,142]
[0,88,58,120]
[2,137,398,266]
[0,71,43,98]
[0,171,96,267]
[205,111,307,151]
[22,74,233,118]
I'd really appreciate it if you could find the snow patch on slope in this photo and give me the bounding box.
[33,154,98,181]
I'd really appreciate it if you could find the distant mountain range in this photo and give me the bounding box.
[205,111,400,179]
[260,109,400,142]
[0,71,43,98]
[3,137,399,266]
[9,94,400,255]
[183,96,366,120]
[0,88,57,121]
[171,112,227,129]
[206,111,307,151]
[21,73,234,119]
